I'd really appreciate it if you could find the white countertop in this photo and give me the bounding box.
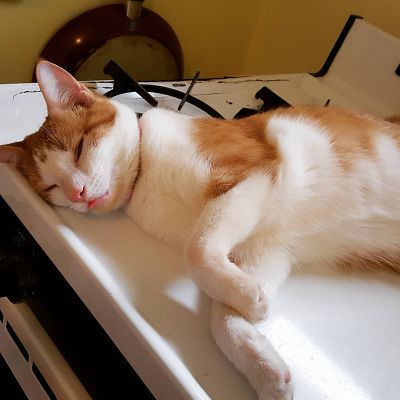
[1,76,400,400]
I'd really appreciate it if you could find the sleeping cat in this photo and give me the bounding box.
[2,60,400,400]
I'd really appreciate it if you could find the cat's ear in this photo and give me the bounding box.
[36,60,94,113]
[0,143,26,165]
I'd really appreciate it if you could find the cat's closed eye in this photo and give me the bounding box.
[75,137,84,162]
[44,184,57,192]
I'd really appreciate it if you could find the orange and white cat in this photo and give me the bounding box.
[2,61,400,400]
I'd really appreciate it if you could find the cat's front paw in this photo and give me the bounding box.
[231,282,268,322]
[243,289,269,322]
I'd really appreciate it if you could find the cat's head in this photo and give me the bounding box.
[0,61,140,213]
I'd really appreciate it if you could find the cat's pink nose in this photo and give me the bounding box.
[69,185,86,202]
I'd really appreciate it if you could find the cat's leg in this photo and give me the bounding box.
[186,175,271,321]
[210,249,293,399]
[211,300,293,400]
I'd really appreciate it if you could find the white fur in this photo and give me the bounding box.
[126,108,211,247]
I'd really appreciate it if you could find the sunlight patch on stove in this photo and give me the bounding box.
[266,317,371,400]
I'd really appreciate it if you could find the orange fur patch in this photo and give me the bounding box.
[193,114,280,198]
[336,249,400,273]
[41,94,116,152]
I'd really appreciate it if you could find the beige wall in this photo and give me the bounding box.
[242,0,400,75]
[0,0,113,83]
[1,0,400,83]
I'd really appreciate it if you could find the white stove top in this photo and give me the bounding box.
[1,73,400,400]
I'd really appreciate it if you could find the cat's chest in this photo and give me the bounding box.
[125,118,210,249]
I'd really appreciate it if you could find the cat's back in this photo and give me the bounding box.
[137,106,400,199]
[193,106,400,196]
[191,106,400,236]
[137,106,400,203]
